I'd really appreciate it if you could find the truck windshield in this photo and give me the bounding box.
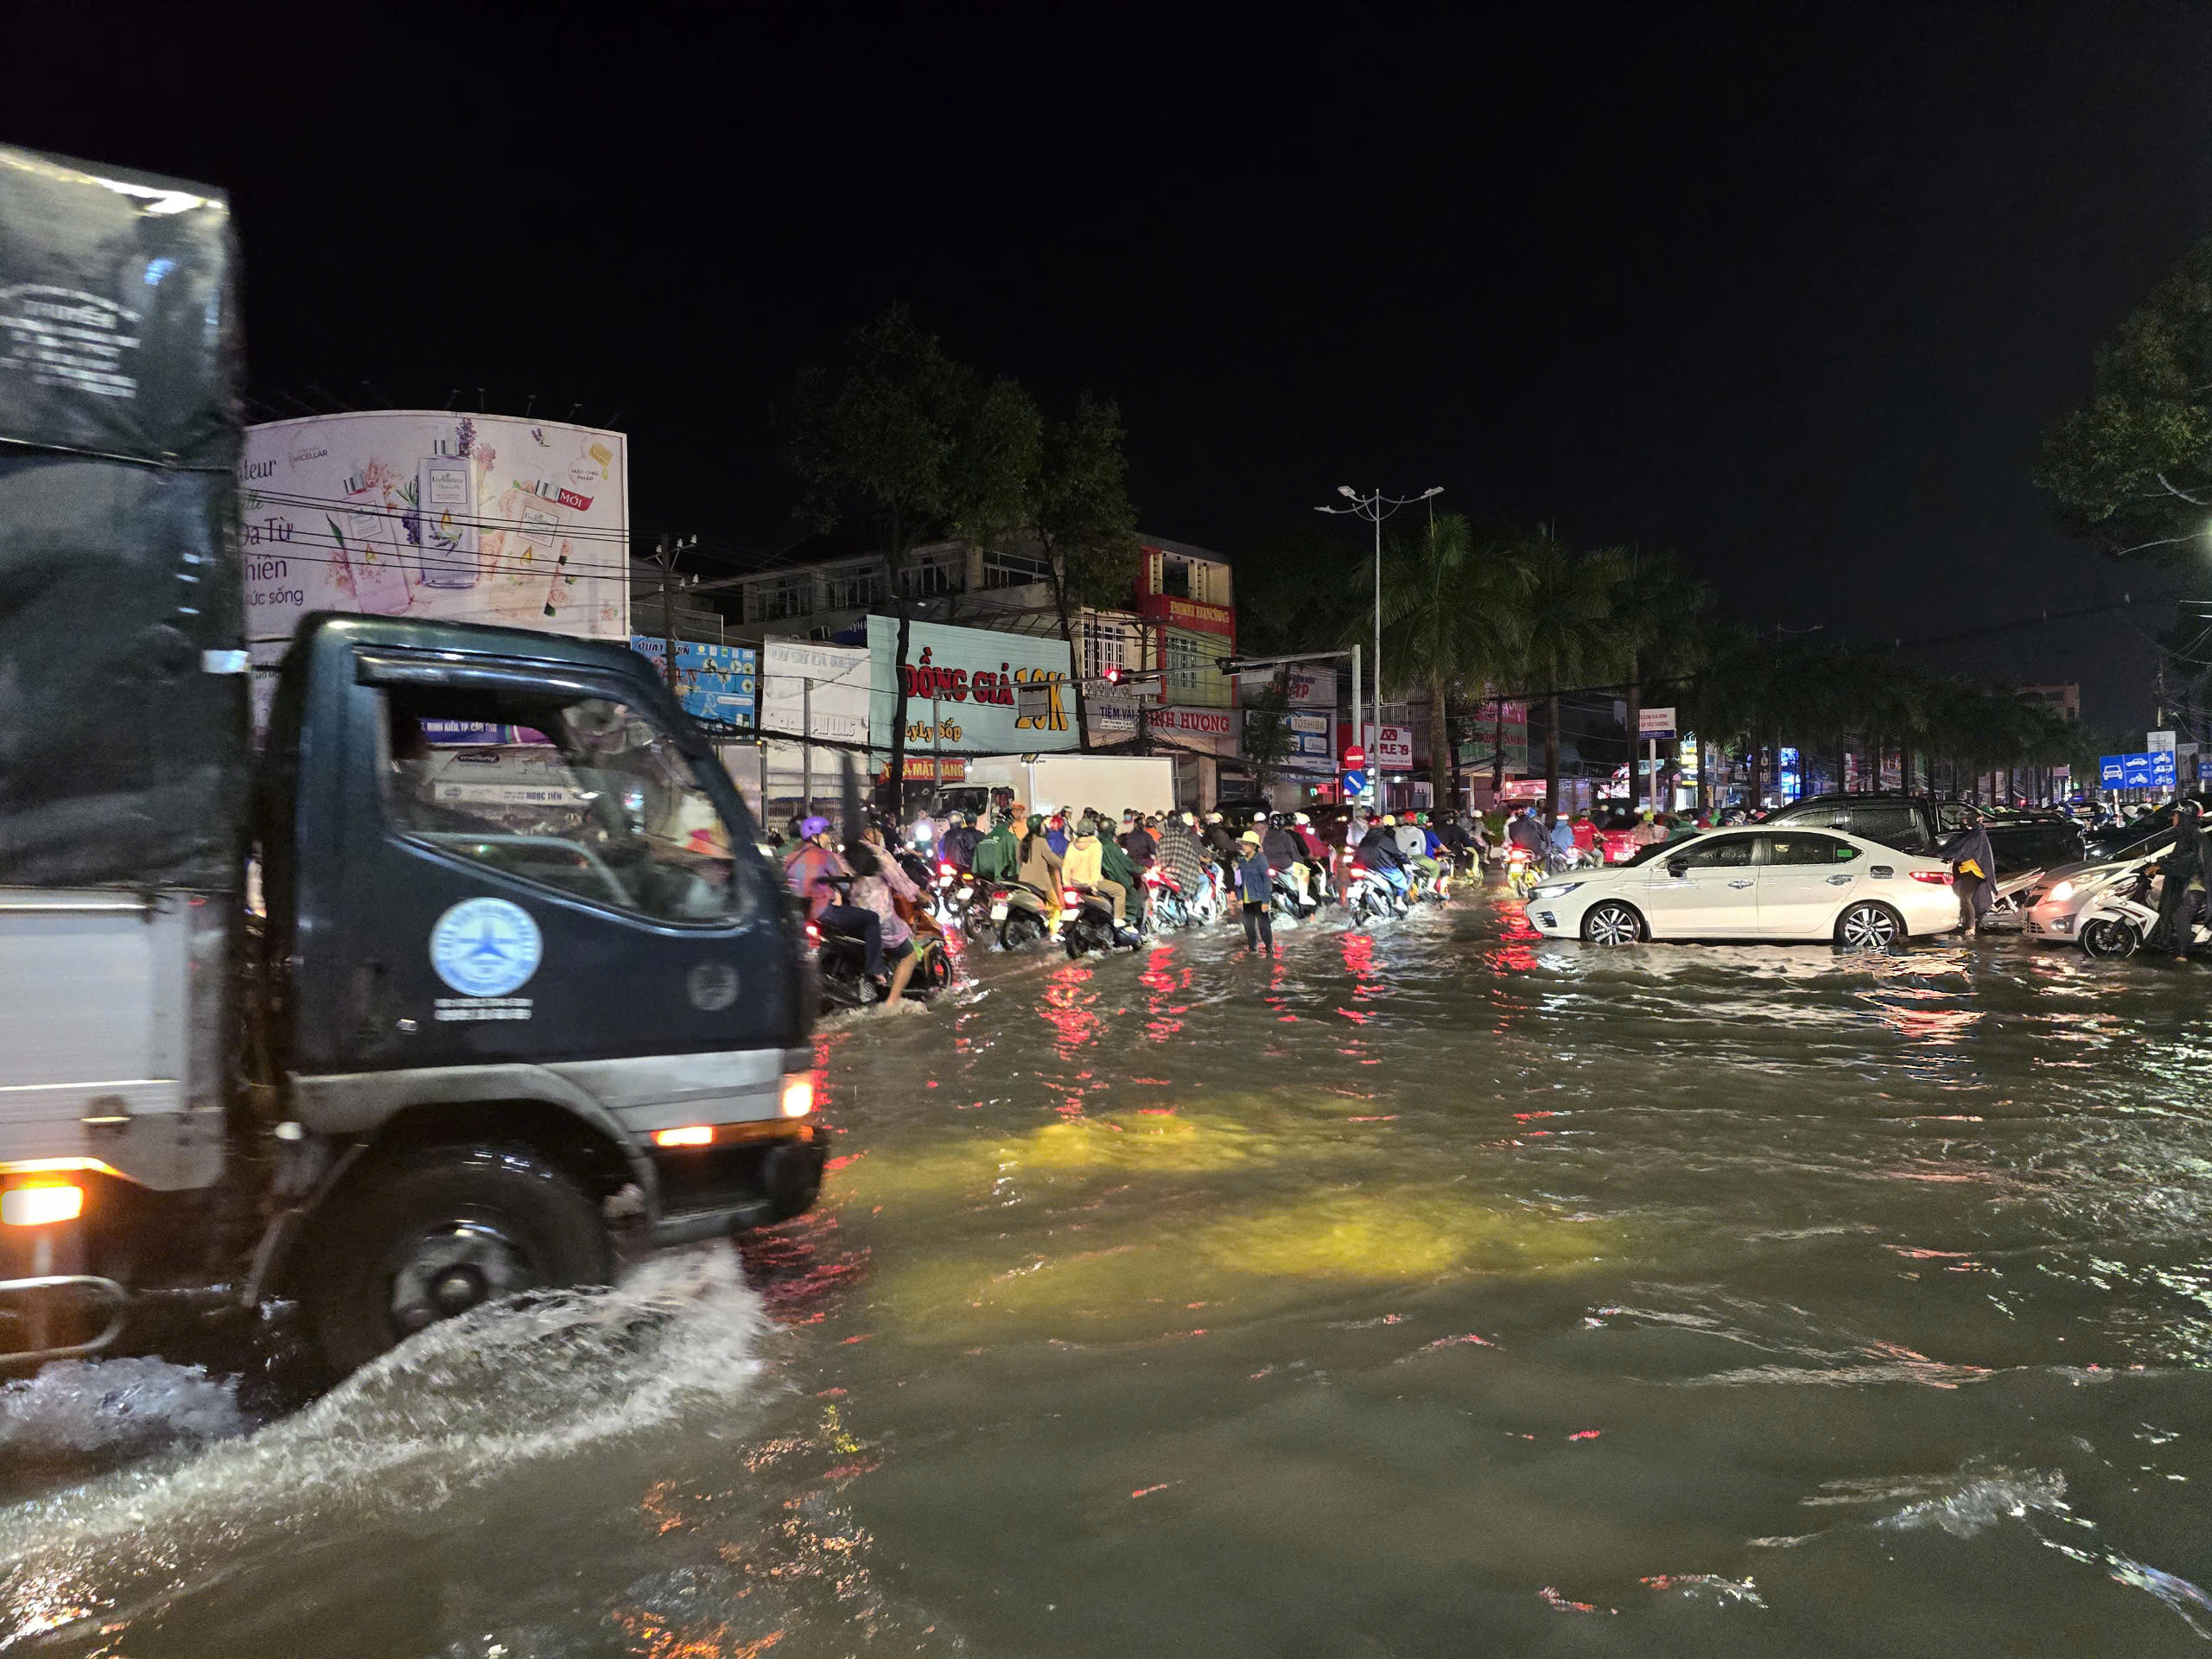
[383,690,746,923]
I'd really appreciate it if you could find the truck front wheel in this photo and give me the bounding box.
[302,1143,613,1375]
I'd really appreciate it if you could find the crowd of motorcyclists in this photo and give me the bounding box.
[768,784,2212,1013]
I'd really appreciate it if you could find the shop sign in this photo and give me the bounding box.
[1138,593,1235,638]
[631,637,757,733]
[866,616,1077,753]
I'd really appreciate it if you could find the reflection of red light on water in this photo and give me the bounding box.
[1041,963,1103,1058]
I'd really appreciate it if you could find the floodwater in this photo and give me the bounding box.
[6,896,2212,1655]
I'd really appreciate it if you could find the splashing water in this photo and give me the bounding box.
[0,1249,772,1651]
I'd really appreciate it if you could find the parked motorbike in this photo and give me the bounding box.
[2075,867,2209,959]
[1060,882,1142,957]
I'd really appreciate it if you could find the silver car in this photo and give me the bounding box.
[2020,846,2170,945]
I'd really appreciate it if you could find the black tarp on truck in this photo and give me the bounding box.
[0,144,247,890]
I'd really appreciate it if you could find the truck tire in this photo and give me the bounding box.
[302,1142,613,1376]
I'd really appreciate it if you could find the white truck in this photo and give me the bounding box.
[950,753,1179,820]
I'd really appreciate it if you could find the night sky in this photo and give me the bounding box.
[14,4,2210,726]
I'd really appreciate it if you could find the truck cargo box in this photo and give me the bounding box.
[0,144,248,890]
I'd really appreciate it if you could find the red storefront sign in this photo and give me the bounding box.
[882,756,969,782]
[1154,708,1235,738]
[1137,594,1235,639]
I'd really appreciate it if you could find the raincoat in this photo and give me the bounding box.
[972,821,1019,881]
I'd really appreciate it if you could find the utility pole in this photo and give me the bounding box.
[1315,484,1441,810]
[649,532,699,695]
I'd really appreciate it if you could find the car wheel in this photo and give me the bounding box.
[302,1142,612,1376]
[2080,917,2141,958]
[1835,901,1904,950]
[1581,901,1643,945]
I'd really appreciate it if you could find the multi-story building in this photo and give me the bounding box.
[714,535,1246,806]
[2020,683,2081,722]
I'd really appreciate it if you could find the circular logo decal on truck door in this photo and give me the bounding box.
[429,899,543,997]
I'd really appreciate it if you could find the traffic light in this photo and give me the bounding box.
[1103,665,1122,684]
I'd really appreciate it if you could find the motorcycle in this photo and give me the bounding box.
[1505,845,1540,899]
[1143,867,1194,930]
[1060,882,1141,957]
[1269,865,1320,923]
[982,879,1055,950]
[2075,867,2210,959]
[806,874,956,1011]
[1343,861,1405,926]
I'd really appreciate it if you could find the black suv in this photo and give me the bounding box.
[1761,793,2083,874]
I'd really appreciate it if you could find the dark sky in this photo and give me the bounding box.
[15,3,2211,728]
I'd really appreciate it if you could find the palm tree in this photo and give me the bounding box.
[1376,513,1524,811]
[1607,550,1711,812]
[1512,530,1624,815]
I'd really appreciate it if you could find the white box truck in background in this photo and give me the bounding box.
[950,755,1178,819]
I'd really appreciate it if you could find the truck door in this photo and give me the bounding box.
[308,646,796,1075]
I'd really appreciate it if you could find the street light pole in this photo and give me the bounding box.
[1316,484,1441,810]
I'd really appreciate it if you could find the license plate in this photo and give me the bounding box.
[990,903,1009,921]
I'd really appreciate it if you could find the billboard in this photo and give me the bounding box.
[238,412,629,645]
[866,615,1077,754]
[1351,722,1414,772]
[759,639,870,742]
[630,637,756,734]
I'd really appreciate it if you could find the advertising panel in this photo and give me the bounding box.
[1283,664,1337,709]
[1352,723,1414,772]
[758,639,870,742]
[239,413,628,645]
[630,638,755,734]
[1138,593,1235,638]
[866,615,1077,754]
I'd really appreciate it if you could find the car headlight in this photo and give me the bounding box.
[1531,881,1584,898]
[2048,880,2073,905]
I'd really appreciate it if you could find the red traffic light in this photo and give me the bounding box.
[1103,665,1122,683]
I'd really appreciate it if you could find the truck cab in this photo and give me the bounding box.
[244,613,821,1368]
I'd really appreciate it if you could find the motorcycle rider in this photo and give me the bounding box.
[1121,811,1158,874]
[1390,813,1440,893]
[1570,810,1598,863]
[2152,797,2208,959]
[1508,806,1546,857]
[1290,810,1334,902]
[1018,813,1065,921]
[1156,810,1213,912]
[971,810,1020,882]
[1547,810,1575,869]
[1098,815,1147,930]
[939,810,980,873]
[785,816,887,984]
[849,823,923,1012]
[1263,814,1311,908]
[1356,811,1414,904]
[1062,816,1128,924]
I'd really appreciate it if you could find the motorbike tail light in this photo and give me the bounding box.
[1063,895,1081,912]
[939,862,955,875]
[804,921,821,942]
[1143,869,1160,885]
[1349,864,1366,876]
[3,1182,84,1227]
[1910,870,1954,885]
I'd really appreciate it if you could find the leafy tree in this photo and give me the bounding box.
[786,306,1040,809]
[1027,392,1141,747]
[1607,550,1710,811]
[1376,513,1524,810]
[1242,677,1294,786]
[1238,527,1365,659]
[2037,236,2212,563]
[1514,530,1624,814]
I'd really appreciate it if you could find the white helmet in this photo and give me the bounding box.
[1293,811,1311,825]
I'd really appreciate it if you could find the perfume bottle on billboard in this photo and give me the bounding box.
[334,477,412,614]
[416,439,480,589]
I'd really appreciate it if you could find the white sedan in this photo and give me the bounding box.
[1522,827,1963,947]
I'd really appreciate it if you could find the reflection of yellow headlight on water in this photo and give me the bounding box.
[1197,1195,1611,1283]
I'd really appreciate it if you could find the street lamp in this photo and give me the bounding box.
[1317,485,1442,807]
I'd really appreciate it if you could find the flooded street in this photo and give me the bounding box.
[7,895,2212,1655]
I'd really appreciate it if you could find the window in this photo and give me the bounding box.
[1083,619,1135,680]
[383,687,747,924]
[1845,805,1926,850]
[821,564,882,610]
[1778,804,1848,830]
[1767,832,1860,867]
[1670,834,1754,868]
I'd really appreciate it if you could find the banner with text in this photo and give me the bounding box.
[867,615,1077,754]
[240,412,628,645]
